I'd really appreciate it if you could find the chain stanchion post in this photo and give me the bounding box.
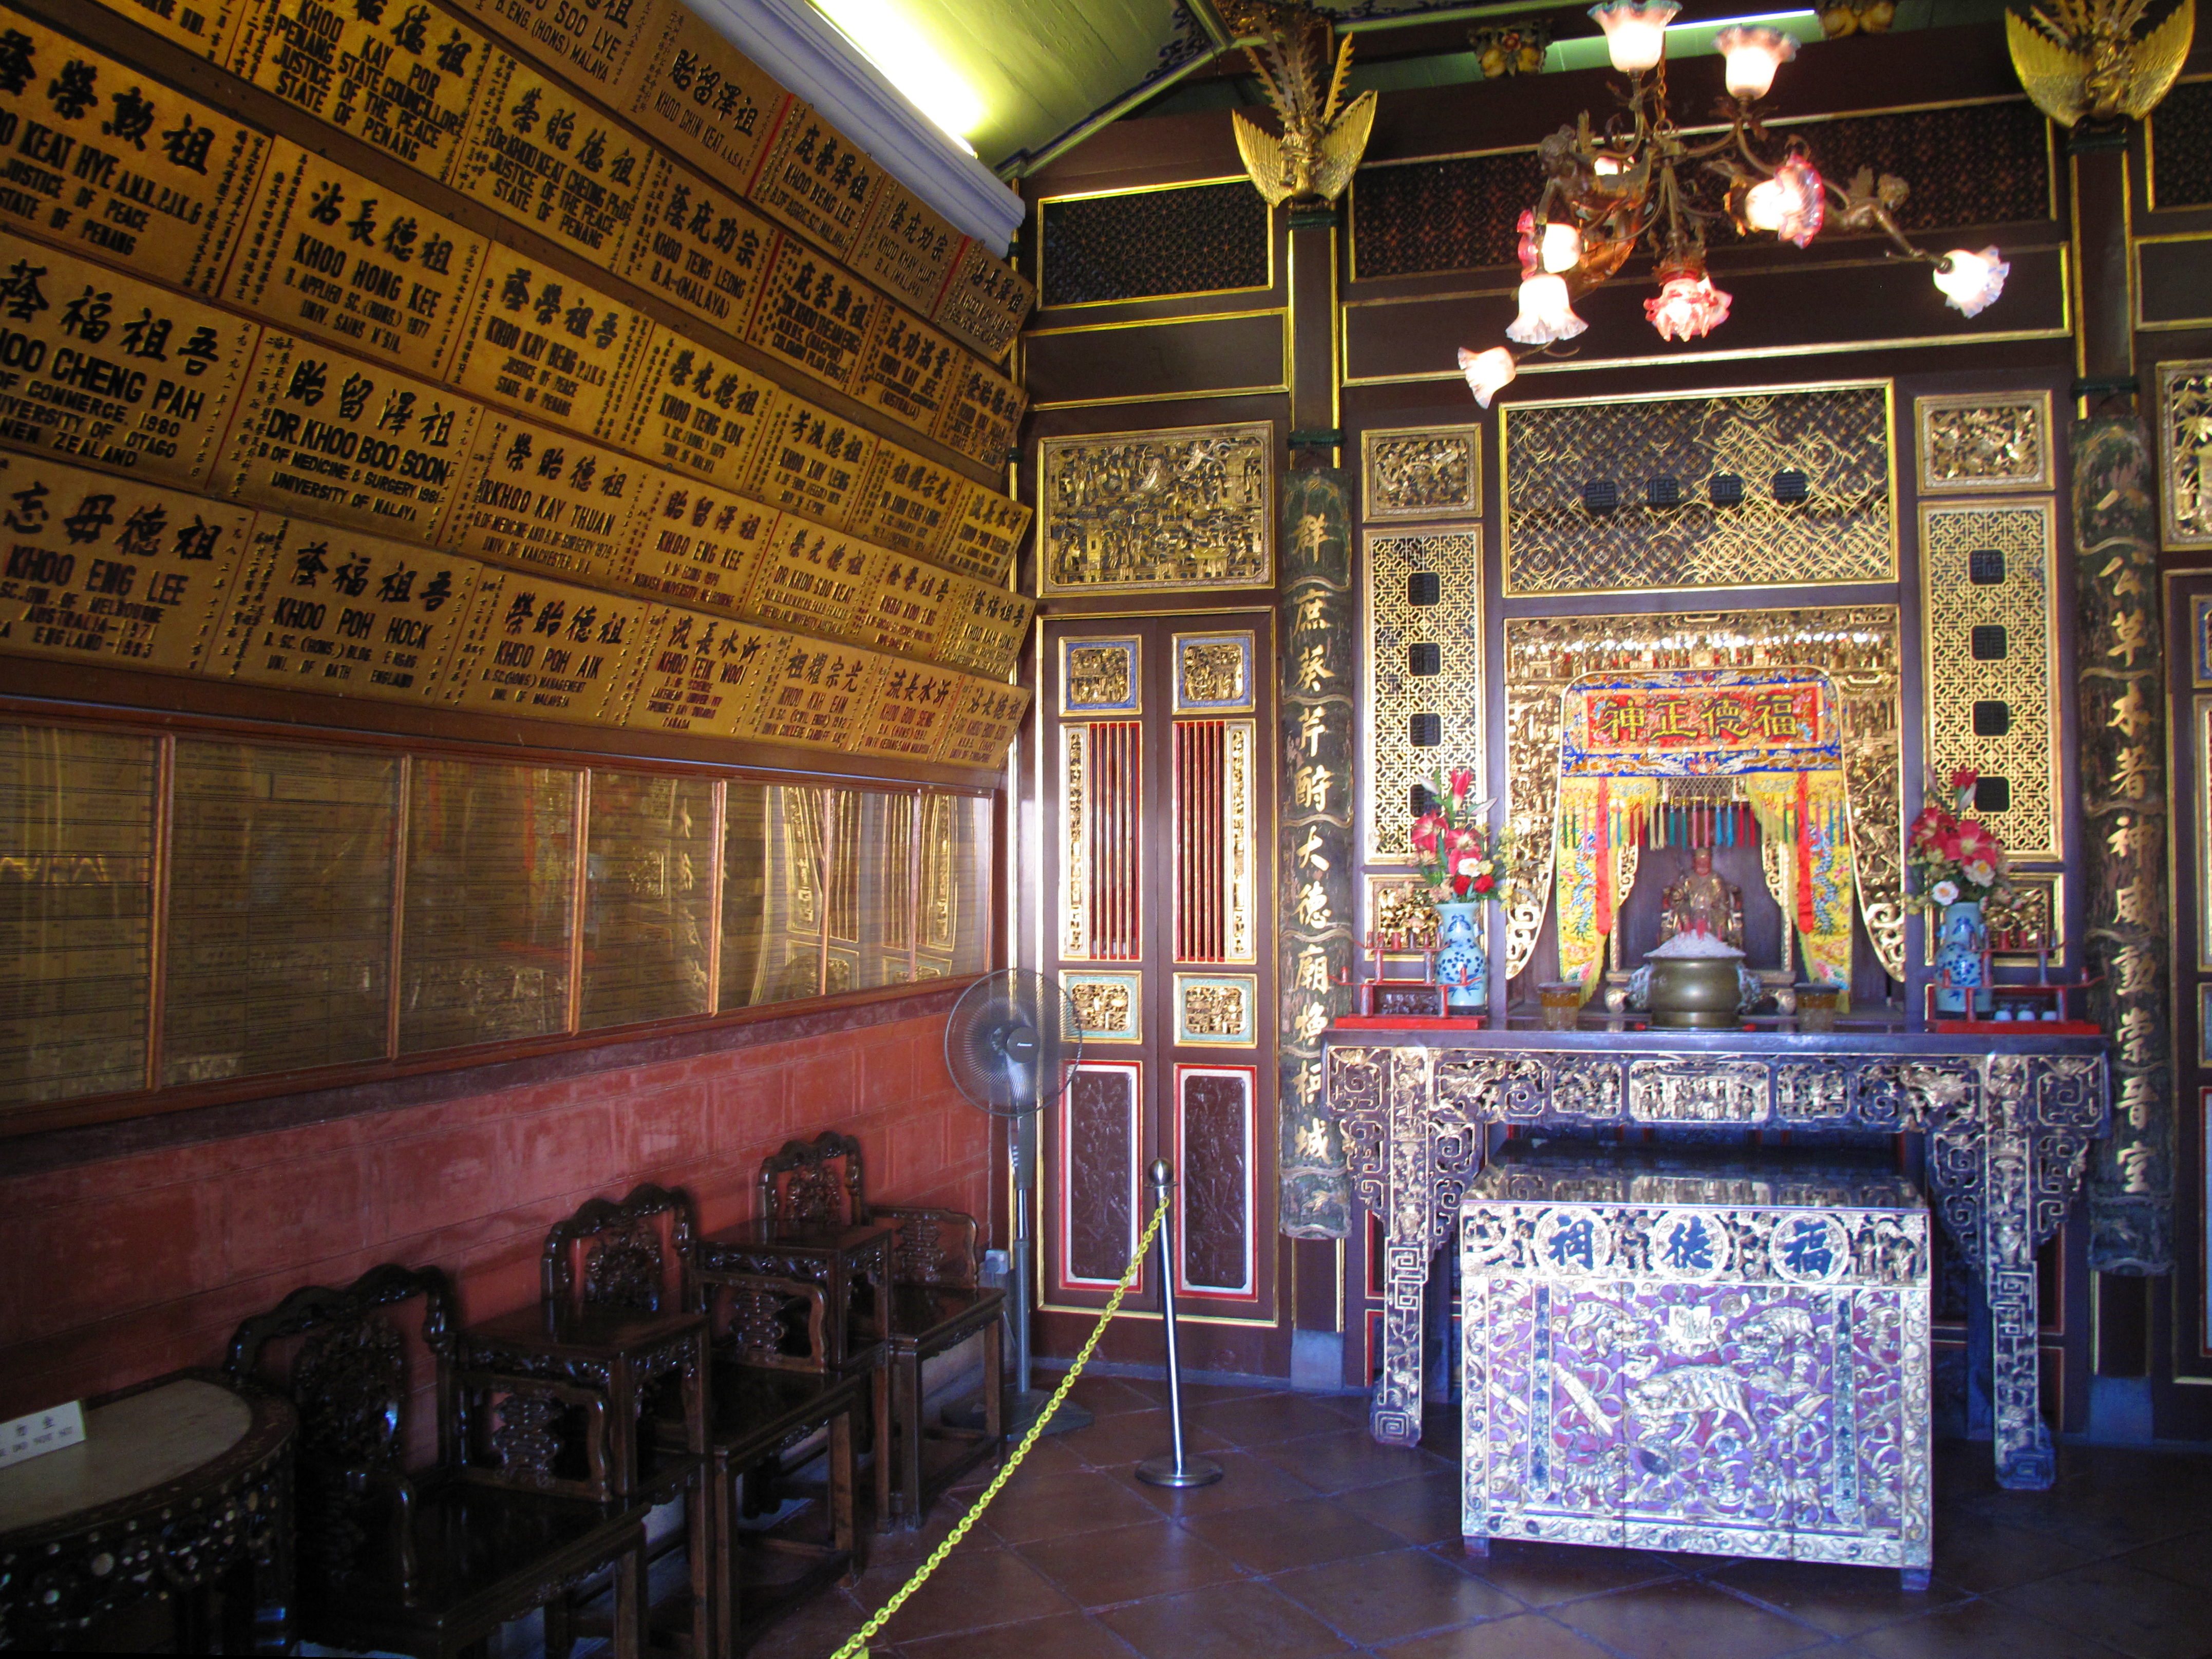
[1136,1159,1223,1490]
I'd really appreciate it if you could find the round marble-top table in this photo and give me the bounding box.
[0,1370,294,1652]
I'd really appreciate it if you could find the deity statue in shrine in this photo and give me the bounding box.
[1657,847,1745,949]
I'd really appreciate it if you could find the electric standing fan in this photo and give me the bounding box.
[941,968,1088,1435]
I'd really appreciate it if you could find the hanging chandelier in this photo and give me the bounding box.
[1458,2,2009,407]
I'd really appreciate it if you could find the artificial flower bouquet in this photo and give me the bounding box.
[1410,767,1499,901]
[1905,767,2013,910]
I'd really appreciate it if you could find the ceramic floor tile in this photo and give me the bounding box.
[979,1466,1167,1544]
[1705,1558,1965,1637]
[1555,1576,1831,1659]
[1016,1518,1245,1608]
[1462,1539,1688,1608]
[1097,1578,1363,1659]
[1057,1405,1235,1468]
[1269,1544,1526,1645]
[1108,1448,1326,1517]
[1377,1611,1637,1659]
[1330,1466,1467,1545]
[897,1608,1146,1658]
[1842,1597,2129,1659]
[1185,1391,1364,1446]
[846,1544,1076,1643]
[1182,1494,1409,1574]
[1254,1428,1452,1497]
[1926,1502,2099,1592]
[1992,1554,2212,1659]
[2119,1531,2212,1594]
[738,1584,869,1658]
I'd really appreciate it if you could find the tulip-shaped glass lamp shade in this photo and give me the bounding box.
[1458,345,1518,408]
[1588,0,1677,73]
[1507,273,1588,345]
[1742,156,1825,247]
[1933,247,2008,317]
[1714,26,1795,101]
[1539,219,1583,274]
[1645,262,1732,341]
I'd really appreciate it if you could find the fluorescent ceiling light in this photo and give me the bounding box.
[811,0,985,153]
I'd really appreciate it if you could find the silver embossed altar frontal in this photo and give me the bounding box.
[1461,1151,1930,1579]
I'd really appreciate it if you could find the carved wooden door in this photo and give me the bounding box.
[1034,613,1286,1372]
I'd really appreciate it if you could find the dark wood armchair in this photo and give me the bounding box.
[224,1264,651,1659]
[759,1132,1006,1530]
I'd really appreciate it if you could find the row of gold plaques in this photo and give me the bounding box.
[0,447,1029,765]
[0,230,1030,673]
[71,0,1031,396]
[0,14,1025,515]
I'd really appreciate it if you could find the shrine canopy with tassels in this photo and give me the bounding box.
[1554,668,1857,1000]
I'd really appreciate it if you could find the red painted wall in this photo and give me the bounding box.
[0,1013,991,1420]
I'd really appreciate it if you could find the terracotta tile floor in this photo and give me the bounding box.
[757,1374,2212,1659]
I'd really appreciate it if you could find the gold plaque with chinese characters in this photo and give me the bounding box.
[741,516,879,636]
[449,52,644,257]
[853,662,967,760]
[1063,970,1141,1043]
[934,575,1032,678]
[625,612,783,737]
[1041,424,1273,596]
[0,18,264,291]
[445,257,656,439]
[850,183,962,316]
[0,450,255,676]
[1174,631,1256,713]
[0,236,256,488]
[750,640,882,751]
[847,446,963,560]
[746,235,882,396]
[622,156,777,340]
[940,680,1029,768]
[615,339,778,491]
[623,3,784,183]
[941,484,1029,586]
[1914,391,2052,494]
[441,564,654,724]
[934,240,1033,362]
[465,0,667,106]
[743,395,879,528]
[1362,425,1481,520]
[1175,973,1258,1047]
[621,476,778,613]
[748,103,884,260]
[443,413,645,585]
[2157,360,2212,550]
[1060,636,1140,716]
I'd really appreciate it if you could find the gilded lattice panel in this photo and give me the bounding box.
[1501,385,1896,595]
[1915,392,2053,494]
[1039,424,1275,596]
[1918,500,2060,859]
[1063,969,1142,1043]
[1362,426,1482,520]
[1502,608,1905,980]
[1364,529,1484,863]
[2157,361,2212,549]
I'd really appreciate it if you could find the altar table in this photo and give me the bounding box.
[1325,1026,2109,1491]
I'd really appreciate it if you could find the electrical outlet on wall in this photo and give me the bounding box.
[0,1401,85,1471]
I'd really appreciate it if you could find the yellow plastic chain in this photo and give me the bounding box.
[831,1196,1170,1659]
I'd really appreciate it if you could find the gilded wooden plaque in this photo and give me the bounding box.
[1174,631,1256,713]
[1040,423,1273,596]
[443,412,645,584]
[749,639,881,751]
[442,564,656,724]
[853,310,959,438]
[934,575,1031,678]
[1060,636,1140,715]
[613,337,778,490]
[225,140,487,383]
[741,516,879,636]
[0,450,255,676]
[82,0,245,59]
[1175,972,1258,1046]
[744,234,881,396]
[855,554,955,660]
[448,52,643,256]
[933,239,1033,363]
[850,182,962,317]
[1914,391,2053,494]
[625,612,782,737]
[1362,425,1481,521]
[853,661,967,760]
[747,102,884,260]
[0,236,255,487]
[934,357,1026,469]
[848,446,963,560]
[218,518,479,702]
[621,1,783,184]
[212,334,477,544]
[743,395,878,528]
[2195,594,2212,687]
[942,484,1029,586]
[2158,360,2212,550]
[0,18,264,292]
[232,0,491,184]
[466,0,667,106]
[621,156,777,339]
[445,255,656,438]
[1063,969,1141,1043]
[621,474,778,613]
[939,680,1029,768]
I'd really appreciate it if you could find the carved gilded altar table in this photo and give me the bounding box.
[1325,1028,2108,1491]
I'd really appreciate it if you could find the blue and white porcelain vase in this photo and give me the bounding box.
[1434,899,1489,1012]
[1933,898,1992,1016]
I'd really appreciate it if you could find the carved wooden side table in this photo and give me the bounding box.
[1459,1148,1932,1586]
[694,1219,894,1370]
[0,1370,294,1653]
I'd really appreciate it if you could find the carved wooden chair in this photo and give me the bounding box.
[685,1248,875,1651]
[224,1264,650,1659]
[455,1186,713,1653]
[758,1132,1006,1530]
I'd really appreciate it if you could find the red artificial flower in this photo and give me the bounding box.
[1411,812,1442,854]
[1472,873,1496,894]
[1949,767,1979,791]
[1449,766,1476,803]
[1445,826,1479,857]
[1953,820,2000,862]
[1453,873,1472,898]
